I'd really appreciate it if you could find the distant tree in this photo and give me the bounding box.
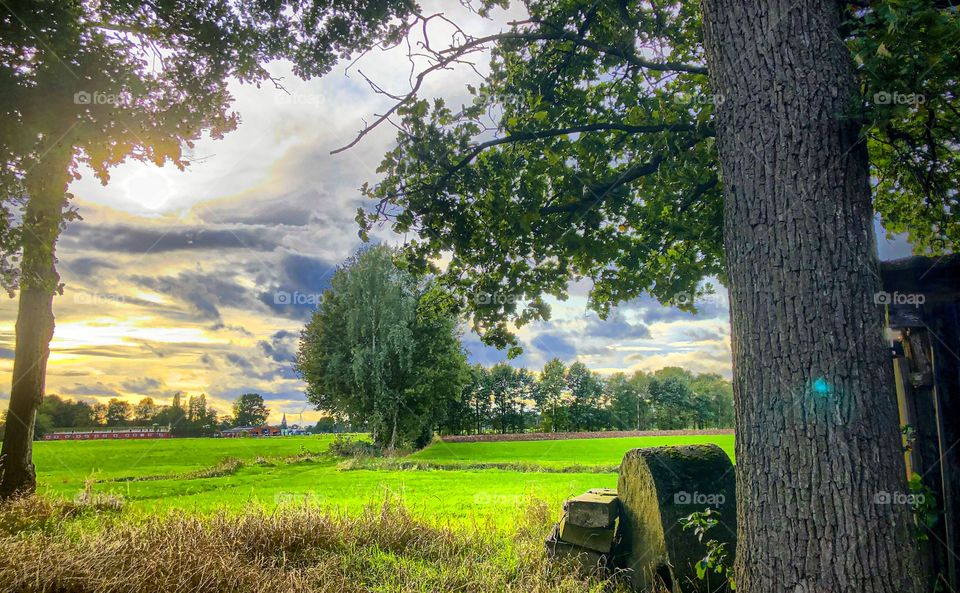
[134,397,158,422]
[566,362,605,431]
[105,398,133,426]
[232,394,270,428]
[90,403,108,426]
[649,376,694,430]
[533,358,567,432]
[296,246,467,449]
[35,394,94,430]
[489,363,516,434]
[606,372,652,431]
[462,365,493,435]
[690,373,734,429]
[314,416,350,434]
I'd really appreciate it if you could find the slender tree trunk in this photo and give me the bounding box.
[388,406,398,450]
[0,145,72,500]
[700,1,922,591]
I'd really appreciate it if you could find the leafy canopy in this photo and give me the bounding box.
[357,0,959,351]
[0,0,418,292]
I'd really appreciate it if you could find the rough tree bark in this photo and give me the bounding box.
[700,1,923,592]
[0,143,72,500]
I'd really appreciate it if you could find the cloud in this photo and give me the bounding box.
[530,333,577,360]
[121,377,164,393]
[61,382,120,397]
[131,270,254,323]
[224,352,254,370]
[259,330,297,364]
[64,256,118,278]
[61,222,279,254]
[259,253,338,319]
[583,310,652,340]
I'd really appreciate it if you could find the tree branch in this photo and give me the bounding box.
[447,122,713,176]
[540,136,706,215]
[332,21,707,155]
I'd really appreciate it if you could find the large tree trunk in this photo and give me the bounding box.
[700,1,923,592]
[0,146,71,500]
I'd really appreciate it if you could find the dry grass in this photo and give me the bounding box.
[0,494,630,593]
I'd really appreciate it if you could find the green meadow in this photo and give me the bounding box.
[33,433,734,524]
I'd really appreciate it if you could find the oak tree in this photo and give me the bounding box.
[346,1,957,591]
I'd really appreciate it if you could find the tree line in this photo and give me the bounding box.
[0,392,274,439]
[443,362,734,436]
[296,246,733,448]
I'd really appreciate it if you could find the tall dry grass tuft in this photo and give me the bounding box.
[0,495,630,593]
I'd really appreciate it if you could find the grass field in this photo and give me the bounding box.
[32,432,734,524]
[2,433,735,592]
[412,434,736,467]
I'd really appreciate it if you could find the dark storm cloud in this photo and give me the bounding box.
[197,190,325,227]
[623,293,729,325]
[62,382,120,397]
[63,256,118,278]
[121,377,164,393]
[0,347,13,359]
[61,222,279,254]
[225,352,255,370]
[462,333,510,366]
[259,330,297,364]
[54,346,149,359]
[531,333,577,360]
[132,271,255,323]
[259,253,338,319]
[584,310,652,340]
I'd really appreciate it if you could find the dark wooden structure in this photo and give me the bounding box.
[881,254,960,591]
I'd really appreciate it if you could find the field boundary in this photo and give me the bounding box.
[439,428,735,443]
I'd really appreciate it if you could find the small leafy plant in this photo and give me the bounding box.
[680,508,735,590]
[328,434,383,458]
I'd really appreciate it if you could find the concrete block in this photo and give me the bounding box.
[558,516,616,553]
[566,492,619,528]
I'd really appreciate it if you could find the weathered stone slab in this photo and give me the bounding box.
[617,444,736,593]
[545,524,607,574]
[558,516,616,553]
[566,492,619,527]
[587,487,618,497]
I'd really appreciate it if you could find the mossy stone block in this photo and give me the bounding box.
[566,492,619,528]
[558,516,616,553]
[545,524,608,574]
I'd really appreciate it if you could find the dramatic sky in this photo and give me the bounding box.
[0,3,912,424]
